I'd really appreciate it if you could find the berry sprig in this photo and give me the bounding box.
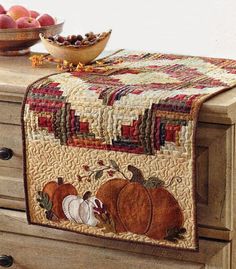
[77,159,129,182]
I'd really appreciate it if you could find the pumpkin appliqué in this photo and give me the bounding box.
[37,177,77,220]
[37,160,186,243]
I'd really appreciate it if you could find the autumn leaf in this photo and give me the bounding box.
[164,227,186,243]
[95,213,116,233]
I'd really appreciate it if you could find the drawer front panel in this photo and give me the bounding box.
[0,232,204,269]
[0,102,21,125]
[0,167,25,210]
[0,167,24,199]
[0,124,22,168]
[0,209,232,269]
[0,123,233,232]
[196,123,233,231]
[0,208,231,268]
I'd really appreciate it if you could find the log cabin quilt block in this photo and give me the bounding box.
[22,50,236,251]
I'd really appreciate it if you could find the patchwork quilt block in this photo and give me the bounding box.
[22,50,236,251]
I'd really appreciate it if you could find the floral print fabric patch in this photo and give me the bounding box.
[22,50,236,251]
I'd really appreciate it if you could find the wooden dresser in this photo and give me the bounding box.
[0,54,236,269]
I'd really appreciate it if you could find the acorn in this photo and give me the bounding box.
[67,35,77,44]
[77,35,83,41]
[62,41,70,46]
[55,35,65,43]
[74,40,82,47]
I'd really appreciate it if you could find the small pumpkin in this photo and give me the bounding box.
[96,166,184,240]
[42,177,77,219]
[62,191,102,226]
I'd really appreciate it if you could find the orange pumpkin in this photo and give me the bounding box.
[43,177,78,219]
[96,178,183,240]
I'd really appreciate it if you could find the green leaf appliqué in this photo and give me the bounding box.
[109,160,119,170]
[37,191,52,211]
[95,170,103,180]
[144,176,165,189]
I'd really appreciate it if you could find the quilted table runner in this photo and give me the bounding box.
[22,50,236,251]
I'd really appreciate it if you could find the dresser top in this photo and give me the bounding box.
[1,54,236,124]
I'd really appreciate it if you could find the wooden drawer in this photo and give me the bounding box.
[0,167,25,210]
[196,123,234,231]
[0,209,231,269]
[0,122,234,234]
[0,101,21,125]
[0,123,22,169]
[0,232,204,269]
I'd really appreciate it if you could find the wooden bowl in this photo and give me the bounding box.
[0,20,64,56]
[40,30,112,65]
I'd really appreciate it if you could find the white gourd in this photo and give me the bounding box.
[81,197,99,226]
[62,195,83,223]
[62,194,102,227]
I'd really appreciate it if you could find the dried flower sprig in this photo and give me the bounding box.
[29,54,94,72]
[29,54,49,67]
[29,54,119,73]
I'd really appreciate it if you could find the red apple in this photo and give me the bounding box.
[16,17,40,29]
[0,14,17,29]
[30,10,40,19]
[37,14,55,27]
[7,5,30,21]
[0,4,6,14]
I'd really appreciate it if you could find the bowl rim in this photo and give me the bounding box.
[0,19,64,33]
[40,29,112,51]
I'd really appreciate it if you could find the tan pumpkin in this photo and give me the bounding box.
[96,177,183,240]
